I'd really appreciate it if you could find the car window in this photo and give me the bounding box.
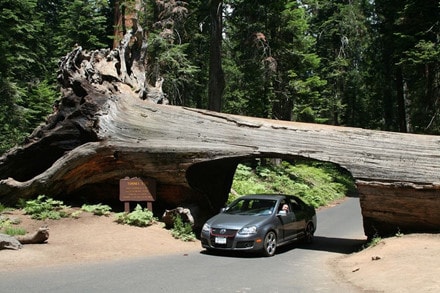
[290,199,302,211]
[278,199,291,213]
[224,199,276,215]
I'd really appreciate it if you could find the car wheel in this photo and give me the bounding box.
[304,222,314,244]
[262,231,277,257]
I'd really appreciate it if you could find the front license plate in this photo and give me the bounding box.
[215,237,227,244]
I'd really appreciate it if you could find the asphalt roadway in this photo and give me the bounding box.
[0,197,367,293]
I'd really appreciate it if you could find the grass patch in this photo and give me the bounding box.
[1,210,25,235]
[3,226,27,236]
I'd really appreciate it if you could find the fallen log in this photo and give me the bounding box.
[0,234,23,250]
[357,181,440,238]
[0,33,439,237]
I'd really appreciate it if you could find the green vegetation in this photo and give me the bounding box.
[115,204,157,227]
[364,235,382,248]
[0,210,25,236]
[81,204,112,216]
[71,210,82,219]
[0,216,11,232]
[0,204,13,214]
[230,159,356,208]
[23,195,70,220]
[170,214,196,242]
[3,226,26,236]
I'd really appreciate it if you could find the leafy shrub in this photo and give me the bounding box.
[81,204,112,216]
[170,214,196,242]
[71,210,82,219]
[23,195,70,220]
[230,159,356,208]
[229,164,268,203]
[115,204,156,227]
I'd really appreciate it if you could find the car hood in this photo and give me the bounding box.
[207,213,269,230]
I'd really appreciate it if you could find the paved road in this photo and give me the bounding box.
[0,197,366,293]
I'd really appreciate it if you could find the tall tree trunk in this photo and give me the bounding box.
[208,0,225,112]
[112,0,140,48]
[113,0,123,48]
[395,67,407,132]
[382,62,395,131]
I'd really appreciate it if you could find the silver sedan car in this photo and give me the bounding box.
[200,194,317,256]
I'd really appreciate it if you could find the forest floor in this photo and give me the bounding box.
[0,208,439,292]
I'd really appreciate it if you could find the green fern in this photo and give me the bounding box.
[115,204,156,227]
[170,214,196,242]
[81,204,112,216]
[23,195,70,220]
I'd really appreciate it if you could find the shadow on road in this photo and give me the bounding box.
[292,236,366,254]
[200,236,367,258]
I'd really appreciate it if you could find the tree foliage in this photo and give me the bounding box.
[1,0,439,155]
[0,0,52,153]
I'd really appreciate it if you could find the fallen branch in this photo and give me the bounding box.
[15,227,49,244]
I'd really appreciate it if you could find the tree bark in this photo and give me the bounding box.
[0,34,439,236]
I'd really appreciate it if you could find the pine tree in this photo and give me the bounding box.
[393,0,440,133]
[144,0,200,106]
[311,0,373,126]
[223,0,325,121]
[53,0,112,57]
[0,0,48,153]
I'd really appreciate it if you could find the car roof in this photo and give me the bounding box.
[238,194,293,201]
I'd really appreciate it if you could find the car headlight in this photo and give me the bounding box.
[238,226,257,235]
[202,223,211,232]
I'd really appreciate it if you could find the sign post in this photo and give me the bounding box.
[119,177,156,212]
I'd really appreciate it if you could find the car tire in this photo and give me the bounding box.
[262,231,277,257]
[304,222,314,244]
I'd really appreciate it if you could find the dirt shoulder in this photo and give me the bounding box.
[0,209,200,272]
[333,233,440,292]
[1,209,439,292]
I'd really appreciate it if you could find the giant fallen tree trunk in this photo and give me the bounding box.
[0,32,439,237]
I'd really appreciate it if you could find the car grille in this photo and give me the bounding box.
[210,228,238,237]
[210,228,238,248]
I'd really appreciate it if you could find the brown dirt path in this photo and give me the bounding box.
[0,209,200,271]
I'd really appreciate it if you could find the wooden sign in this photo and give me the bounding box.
[119,177,156,212]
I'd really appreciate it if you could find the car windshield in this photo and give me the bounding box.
[224,198,277,216]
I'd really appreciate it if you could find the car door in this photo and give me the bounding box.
[277,199,296,241]
[289,198,307,237]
